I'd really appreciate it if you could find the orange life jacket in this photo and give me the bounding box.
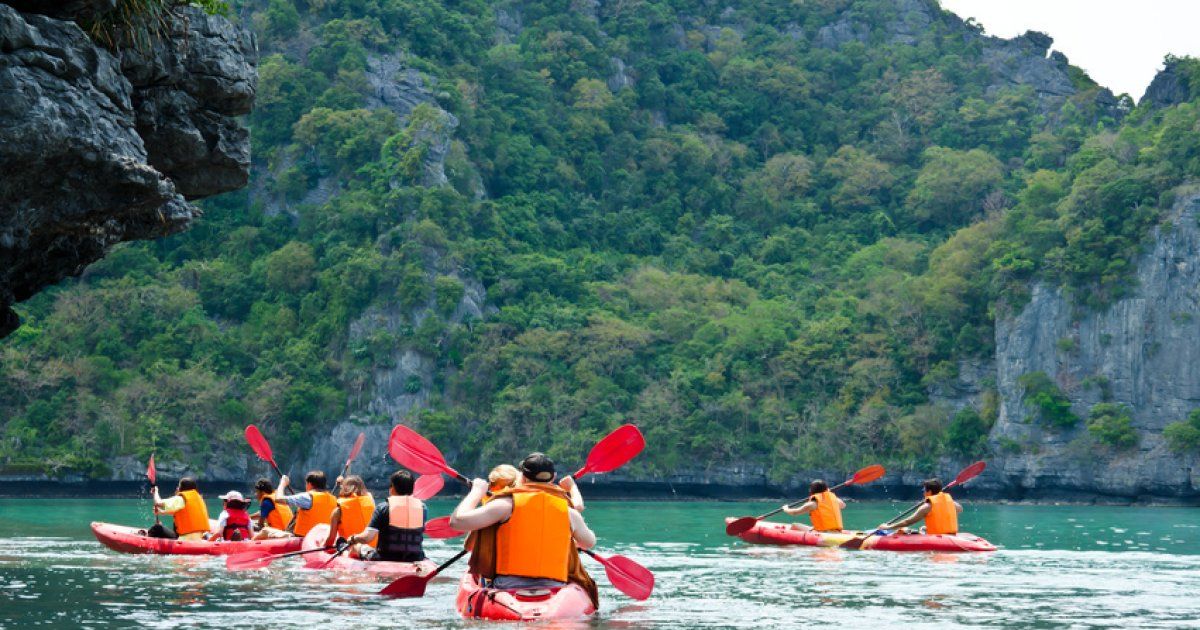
[294,491,337,536]
[173,489,210,536]
[495,486,572,582]
[809,490,844,532]
[337,494,376,545]
[924,492,958,535]
[259,492,294,530]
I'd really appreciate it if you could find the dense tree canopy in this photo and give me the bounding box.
[4,0,1200,480]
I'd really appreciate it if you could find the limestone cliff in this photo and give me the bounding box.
[0,2,256,338]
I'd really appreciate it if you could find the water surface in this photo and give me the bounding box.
[1,498,1197,628]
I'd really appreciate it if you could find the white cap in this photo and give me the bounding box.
[219,490,246,502]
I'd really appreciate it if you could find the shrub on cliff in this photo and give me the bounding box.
[1086,403,1138,449]
[1018,371,1080,428]
[1164,410,1200,454]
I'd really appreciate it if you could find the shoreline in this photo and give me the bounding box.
[2,479,1197,506]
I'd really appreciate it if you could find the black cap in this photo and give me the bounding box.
[520,452,555,482]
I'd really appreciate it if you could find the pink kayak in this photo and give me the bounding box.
[725,517,996,552]
[91,521,302,556]
[300,524,436,576]
[456,572,597,621]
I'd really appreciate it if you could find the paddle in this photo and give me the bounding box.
[840,460,986,550]
[379,548,469,598]
[333,432,367,494]
[573,424,646,478]
[414,474,445,500]
[318,540,352,568]
[725,464,886,536]
[245,425,286,478]
[226,544,335,571]
[146,454,160,526]
[388,424,470,484]
[423,516,464,539]
[580,548,654,601]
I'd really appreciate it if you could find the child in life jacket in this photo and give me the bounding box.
[210,491,254,541]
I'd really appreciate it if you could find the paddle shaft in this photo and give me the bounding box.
[755,477,858,521]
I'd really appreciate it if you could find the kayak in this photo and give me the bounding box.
[91,521,302,556]
[725,518,996,552]
[300,524,436,576]
[456,572,597,621]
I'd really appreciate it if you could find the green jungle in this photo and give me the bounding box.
[5,0,1200,480]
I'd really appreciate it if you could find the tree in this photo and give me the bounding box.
[906,147,1004,227]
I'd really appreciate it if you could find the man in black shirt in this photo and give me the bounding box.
[345,470,427,562]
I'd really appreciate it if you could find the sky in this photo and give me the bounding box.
[938,0,1200,100]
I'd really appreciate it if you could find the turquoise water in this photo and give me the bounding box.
[1,498,1198,628]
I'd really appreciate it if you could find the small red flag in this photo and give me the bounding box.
[146,454,156,486]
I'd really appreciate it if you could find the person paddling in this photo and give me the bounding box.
[343,470,427,562]
[322,475,376,555]
[781,480,845,532]
[879,478,962,534]
[210,491,253,541]
[152,477,210,541]
[275,470,337,537]
[251,478,295,539]
[450,452,598,603]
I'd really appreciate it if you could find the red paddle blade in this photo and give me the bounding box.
[226,550,274,571]
[724,516,758,537]
[423,516,465,539]
[346,432,366,466]
[414,474,445,500]
[380,574,430,598]
[146,454,156,486]
[849,464,886,485]
[953,460,987,486]
[574,424,645,478]
[595,553,654,601]
[244,425,276,466]
[388,425,457,477]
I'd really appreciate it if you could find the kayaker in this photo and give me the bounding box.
[780,480,845,532]
[322,475,376,554]
[275,470,338,537]
[450,452,598,601]
[152,477,210,541]
[251,478,295,539]
[343,470,427,562]
[879,478,963,534]
[210,491,254,541]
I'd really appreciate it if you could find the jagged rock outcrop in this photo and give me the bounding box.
[1142,58,1192,109]
[0,3,256,338]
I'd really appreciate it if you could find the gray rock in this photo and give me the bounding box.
[0,4,256,337]
[984,191,1200,499]
[1142,59,1192,109]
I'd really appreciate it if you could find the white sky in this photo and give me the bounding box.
[939,0,1200,100]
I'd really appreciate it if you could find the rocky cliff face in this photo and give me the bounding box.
[0,2,256,338]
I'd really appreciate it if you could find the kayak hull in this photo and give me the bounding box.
[300,524,436,576]
[455,572,597,622]
[725,518,996,552]
[91,521,302,556]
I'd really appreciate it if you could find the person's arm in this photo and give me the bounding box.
[351,527,379,545]
[255,498,273,528]
[884,502,931,530]
[954,500,963,514]
[323,508,343,548]
[156,495,185,515]
[210,512,227,539]
[781,500,816,516]
[276,491,312,510]
[559,475,584,511]
[568,508,596,549]
[276,475,291,499]
[836,497,846,509]
[450,479,512,531]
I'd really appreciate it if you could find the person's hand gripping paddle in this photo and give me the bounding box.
[725,464,886,536]
[380,424,647,598]
[840,460,986,550]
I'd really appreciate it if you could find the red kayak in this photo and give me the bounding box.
[456,572,597,621]
[300,524,436,576]
[91,521,302,556]
[725,518,996,552]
